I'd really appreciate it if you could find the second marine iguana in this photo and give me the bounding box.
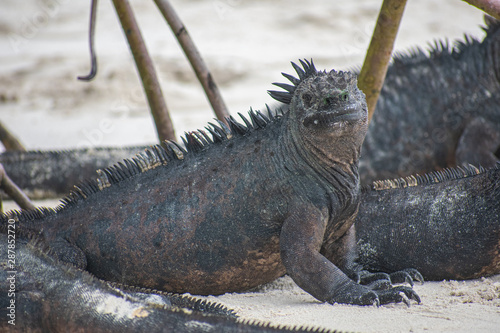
[355,163,500,281]
[3,60,420,306]
[360,16,500,183]
[0,226,343,333]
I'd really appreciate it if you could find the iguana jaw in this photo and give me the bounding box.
[302,104,364,129]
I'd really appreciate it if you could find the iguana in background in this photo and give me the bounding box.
[0,147,145,199]
[3,60,420,306]
[2,18,500,198]
[0,226,343,333]
[355,163,500,281]
[360,16,500,183]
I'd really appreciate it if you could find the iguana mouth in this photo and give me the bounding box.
[303,108,362,128]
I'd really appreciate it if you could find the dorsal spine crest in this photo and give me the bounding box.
[370,164,490,191]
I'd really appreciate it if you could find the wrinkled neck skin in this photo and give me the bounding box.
[283,89,369,210]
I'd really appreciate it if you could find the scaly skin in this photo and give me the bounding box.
[4,60,418,306]
[355,163,500,280]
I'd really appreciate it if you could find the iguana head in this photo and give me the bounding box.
[269,59,368,165]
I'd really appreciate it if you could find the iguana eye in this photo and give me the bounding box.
[339,91,349,102]
[302,93,313,107]
[323,96,335,105]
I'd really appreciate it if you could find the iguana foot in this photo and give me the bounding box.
[329,280,420,307]
[348,268,422,306]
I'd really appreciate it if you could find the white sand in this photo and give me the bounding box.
[209,275,500,332]
[1,1,499,331]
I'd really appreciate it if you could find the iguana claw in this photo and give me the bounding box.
[377,286,421,306]
[390,268,425,286]
[401,292,411,307]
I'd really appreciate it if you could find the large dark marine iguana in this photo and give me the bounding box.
[3,18,500,197]
[2,60,420,306]
[0,226,343,333]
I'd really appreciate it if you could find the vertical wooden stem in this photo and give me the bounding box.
[154,0,230,122]
[358,0,408,122]
[112,0,175,142]
[0,122,25,151]
[0,164,36,211]
[463,0,500,20]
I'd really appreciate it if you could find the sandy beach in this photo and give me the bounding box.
[1,0,499,331]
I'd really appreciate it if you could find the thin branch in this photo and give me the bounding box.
[0,163,36,211]
[358,0,408,122]
[0,121,25,151]
[78,0,98,81]
[112,0,175,142]
[463,0,500,20]
[153,0,230,123]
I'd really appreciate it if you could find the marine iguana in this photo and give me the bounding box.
[355,163,500,281]
[3,60,420,306]
[3,18,500,198]
[0,226,342,333]
[359,16,500,183]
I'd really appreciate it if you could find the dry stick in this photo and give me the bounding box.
[78,0,98,81]
[463,0,500,20]
[111,0,175,142]
[154,0,230,123]
[0,121,25,151]
[0,164,36,211]
[358,0,408,123]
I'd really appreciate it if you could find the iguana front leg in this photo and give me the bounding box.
[280,206,418,306]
